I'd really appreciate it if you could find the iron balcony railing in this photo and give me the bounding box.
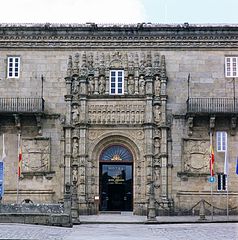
[187,98,238,114]
[0,98,45,113]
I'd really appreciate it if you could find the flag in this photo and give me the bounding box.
[224,132,228,175]
[18,134,22,177]
[210,145,215,176]
[1,134,6,162]
[236,157,238,175]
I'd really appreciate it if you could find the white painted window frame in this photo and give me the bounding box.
[109,70,124,95]
[225,56,238,77]
[216,131,227,152]
[7,56,20,78]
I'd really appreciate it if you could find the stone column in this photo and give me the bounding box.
[64,94,73,186]
[160,55,169,203]
[144,72,156,218]
[105,69,109,95]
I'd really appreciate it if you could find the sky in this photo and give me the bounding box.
[0,0,238,24]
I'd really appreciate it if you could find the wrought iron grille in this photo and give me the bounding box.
[0,98,44,113]
[187,98,238,114]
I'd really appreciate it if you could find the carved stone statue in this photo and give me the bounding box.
[139,76,145,95]
[99,76,106,94]
[154,75,161,96]
[72,105,79,124]
[72,138,79,157]
[72,79,79,94]
[72,166,78,182]
[88,76,95,95]
[154,105,161,124]
[128,75,135,95]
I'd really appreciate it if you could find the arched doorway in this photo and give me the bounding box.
[99,144,133,211]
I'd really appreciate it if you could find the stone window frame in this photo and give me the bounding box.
[7,56,20,78]
[109,69,124,95]
[216,131,227,152]
[225,56,238,77]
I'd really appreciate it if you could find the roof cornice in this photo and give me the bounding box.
[1,23,238,49]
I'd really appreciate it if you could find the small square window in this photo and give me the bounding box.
[7,56,20,78]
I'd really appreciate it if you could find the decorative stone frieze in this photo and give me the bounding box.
[88,103,145,124]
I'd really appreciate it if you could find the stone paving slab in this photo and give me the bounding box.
[0,222,237,240]
[79,213,238,224]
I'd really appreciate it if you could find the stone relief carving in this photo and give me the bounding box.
[183,139,210,173]
[88,104,145,124]
[66,51,167,97]
[22,138,50,172]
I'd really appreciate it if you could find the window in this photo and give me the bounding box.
[217,173,227,191]
[110,70,124,95]
[225,57,238,77]
[7,56,20,78]
[216,131,227,152]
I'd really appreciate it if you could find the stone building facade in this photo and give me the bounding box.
[0,23,237,216]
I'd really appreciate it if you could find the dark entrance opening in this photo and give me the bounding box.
[99,145,133,212]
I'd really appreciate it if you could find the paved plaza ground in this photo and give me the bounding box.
[0,222,237,240]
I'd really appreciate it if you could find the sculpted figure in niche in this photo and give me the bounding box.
[154,75,161,96]
[72,138,79,157]
[154,105,161,124]
[128,75,135,95]
[72,167,78,182]
[72,105,79,124]
[72,79,79,94]
[139,76,145,95]
[99,76,106,94]
[88,76,95,95]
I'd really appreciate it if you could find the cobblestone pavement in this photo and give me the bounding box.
[0,223,237,240]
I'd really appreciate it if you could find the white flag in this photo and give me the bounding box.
[224,132,228,175]
[1,134,6,162]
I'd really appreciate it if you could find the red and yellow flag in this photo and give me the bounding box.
[18,135,22,177]
[210,145,215,176]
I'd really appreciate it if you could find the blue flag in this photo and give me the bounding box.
[236,157,238,175]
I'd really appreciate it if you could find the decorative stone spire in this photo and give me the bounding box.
[73,53,79,76]
[80,52,88,78]
[146,51,152,67]
[67,55,73,77]
[160,55,167,81]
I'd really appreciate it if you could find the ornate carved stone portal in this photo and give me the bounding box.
[63,50,169,215]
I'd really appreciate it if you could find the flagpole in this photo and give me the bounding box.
[225,134,229,221]
[226,174,229,221]
[210,131,214,221]
[16,133,20,204]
